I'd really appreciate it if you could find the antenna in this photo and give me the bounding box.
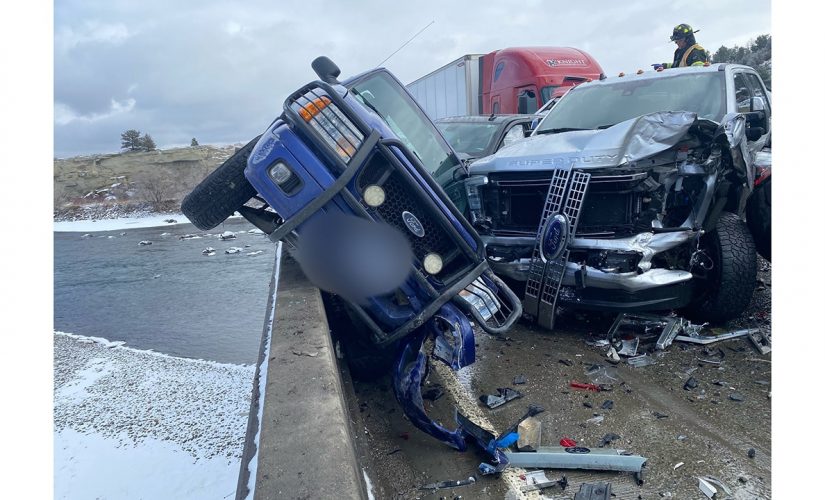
[376,20,435,67]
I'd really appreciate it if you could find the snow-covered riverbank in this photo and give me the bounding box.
[54,332,255,500]
[53,213,191,232]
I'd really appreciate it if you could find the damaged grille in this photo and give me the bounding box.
[483,171,654,238]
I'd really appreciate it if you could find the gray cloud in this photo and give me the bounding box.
[54,0,770,157]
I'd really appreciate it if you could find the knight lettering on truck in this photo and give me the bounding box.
[406,47,605,119]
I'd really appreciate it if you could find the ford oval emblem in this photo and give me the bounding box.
[402,211,425,238]
[540,214,569,261]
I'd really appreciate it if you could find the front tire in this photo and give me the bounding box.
[684,212,757,323]
[746,177,771,261]
[181,135,261,230]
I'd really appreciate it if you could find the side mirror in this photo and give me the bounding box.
[530,117,541,131]
[311,56,341,84]
[750,96,766,112]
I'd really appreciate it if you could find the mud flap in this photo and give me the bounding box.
[392,303,476,450]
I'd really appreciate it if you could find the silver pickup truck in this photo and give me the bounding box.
[463,63,771,327]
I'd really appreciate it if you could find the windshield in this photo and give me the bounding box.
[435,122,499,156]
[348,72,461,180]
[535,72,725,133]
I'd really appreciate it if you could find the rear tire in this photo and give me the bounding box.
[684,212,757,323]
[181,135,261,230]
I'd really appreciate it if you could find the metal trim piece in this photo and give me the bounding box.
[504,446,647,473]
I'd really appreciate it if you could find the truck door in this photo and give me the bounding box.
[515,85,538,114]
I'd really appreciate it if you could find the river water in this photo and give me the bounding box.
[54,218,276,364]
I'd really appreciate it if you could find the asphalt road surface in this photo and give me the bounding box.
[338,259,772,499]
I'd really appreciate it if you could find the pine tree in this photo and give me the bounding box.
[141,133,157,151]
[712,34,771,88]
[191,137,199,146]
[121,129,143,151]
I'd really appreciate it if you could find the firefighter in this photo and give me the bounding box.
[654,24,710,70]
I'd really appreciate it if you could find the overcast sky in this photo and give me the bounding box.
[54,0,770,158]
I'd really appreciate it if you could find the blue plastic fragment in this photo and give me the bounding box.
[496,432,519,448]
[430,302,476,370]
[391,306,477,450]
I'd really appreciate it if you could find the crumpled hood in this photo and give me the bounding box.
[469,111,699,175]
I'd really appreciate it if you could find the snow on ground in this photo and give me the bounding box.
[54,332,255,500]
[53,213,192,232]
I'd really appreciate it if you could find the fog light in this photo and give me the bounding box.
[268,162,293,185]
[423,253,443,274]
[363,185,386,207]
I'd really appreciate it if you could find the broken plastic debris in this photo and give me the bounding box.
[560,437,577,447]
[479,387,523,409]
[586,415,605,425]
[600,400,614,410]
[674,462,684,470]
[513,374,527,385]
[419,476,476,491]
[521,471,567,493]
[618,337,639,356]
[697,475,732,498]
[729,392,745,402]
[598,433,620,447]
[748,329,772,354]
[516,417,542,452]
[571,381,601,392]
[559,359,574,366]
[573,481,612,500]
[683,377,699,390]
[585,365,621,385]
[626,354,655,367]
[697,477,716,498]
[606,347,621,364]
[653,411,669,419]
[675,327,756,345]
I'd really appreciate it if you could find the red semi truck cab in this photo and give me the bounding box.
[481,47,604,114]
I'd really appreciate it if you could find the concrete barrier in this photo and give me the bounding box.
[236,246,366,499]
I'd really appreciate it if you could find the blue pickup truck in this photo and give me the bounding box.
[182,57,520,449]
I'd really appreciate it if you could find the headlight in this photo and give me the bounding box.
[465,175,488,211]
[363,185,386,207]
[292,94,364,163]
[423,253,443,275]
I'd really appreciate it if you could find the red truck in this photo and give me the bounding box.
[407,47,604,119]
